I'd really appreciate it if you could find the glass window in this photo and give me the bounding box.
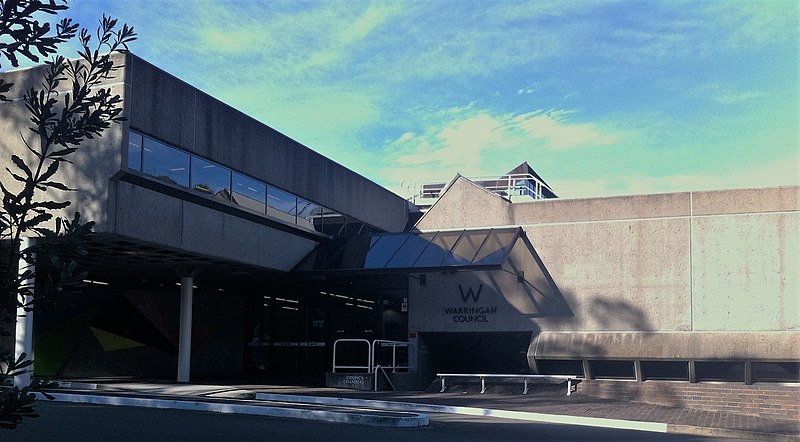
[449,230,486,264]
[752,362,800,382]
[589,360,636,379]
[534,359,584,377]
[695,361,745,382]
[142,136,189,187]
[413,231,460,267]
[641,361,689,381]
[338,235,375,269]
[473,230,517,265]
[190,156,231,201]
[296,199,324,231]
[267,186,297,224]
[344,217,365,236]
[364,234,409,269]
[127,131,143,171]
[232,173,266,213]
[387,234,430,268]
[320,208,346,236]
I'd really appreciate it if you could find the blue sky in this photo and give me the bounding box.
[59,1,800,198]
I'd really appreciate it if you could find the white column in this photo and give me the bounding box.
[177,276,193,383]
[14,237,34,388]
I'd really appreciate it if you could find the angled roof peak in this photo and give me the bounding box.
[504,161,551,188]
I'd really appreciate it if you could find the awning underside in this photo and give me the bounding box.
[293,227,524,275]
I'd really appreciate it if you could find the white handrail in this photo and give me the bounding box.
[331,339,409,376]
[371,340,409,373]
[332,339,371,373]
[374,365,398,391]
[416,173,554,200]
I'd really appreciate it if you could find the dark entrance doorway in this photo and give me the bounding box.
[244,275,408,379]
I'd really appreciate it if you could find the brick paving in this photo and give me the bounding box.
[242,384,800,438]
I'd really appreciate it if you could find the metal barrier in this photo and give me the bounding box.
[371,340,409,373]
[437,373,579,395]
[417,173,555,201]
[332,339,409,374]
[374,365,398,392]
[332,339,371,373]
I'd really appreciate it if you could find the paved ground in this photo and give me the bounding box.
[22,380,800,440]
[3,401,713,442]
[244,384,800,439]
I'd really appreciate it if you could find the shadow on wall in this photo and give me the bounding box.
[0,73,122,233]
[485,271,574,319]
[588,296,655,332]
[529,293,657,358]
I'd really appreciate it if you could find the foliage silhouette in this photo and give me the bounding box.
[0,0,135,429]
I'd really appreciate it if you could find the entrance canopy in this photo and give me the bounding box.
[294,227,526,275]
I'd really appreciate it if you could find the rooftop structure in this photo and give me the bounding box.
[410,162,557,211]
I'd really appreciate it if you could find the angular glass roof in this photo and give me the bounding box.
[294,227,523,274]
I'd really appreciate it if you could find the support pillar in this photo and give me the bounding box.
[582,360,593,380]
[14,237,34,388]
[177,276,193,383]
[744,361,753,385]
[634,360,644,382]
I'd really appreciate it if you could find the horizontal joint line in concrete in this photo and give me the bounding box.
[457,209,799,229]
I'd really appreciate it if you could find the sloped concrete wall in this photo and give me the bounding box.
[415,177,512,230]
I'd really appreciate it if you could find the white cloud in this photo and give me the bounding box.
[511,111,623,150]
[693,82,768,105]
[381,108,628,196]
[705,1,800,47]
[713,91,766,105]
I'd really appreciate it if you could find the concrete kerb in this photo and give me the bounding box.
[255,392,668,433]
[254,392,800,440]
[35,392,428,428]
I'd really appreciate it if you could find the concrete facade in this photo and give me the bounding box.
[2,53,798,394]
[0,53,409,272]
[0,56,127,233]
[0,53,411,383]
[413,177,800,362]
[124,54,408,234]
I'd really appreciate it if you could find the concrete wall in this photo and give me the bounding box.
[114,181,317,271]
[1,53,409,270]
[0,53,128,232]
[413,178,800,361]
[125,54,408,232]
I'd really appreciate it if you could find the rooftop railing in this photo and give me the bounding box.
[416,173,556,202]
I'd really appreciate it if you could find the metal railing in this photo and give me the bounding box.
[331,339,371,373]
[416,173,555,201]
[332,339,409,375]
[371,340,409,373]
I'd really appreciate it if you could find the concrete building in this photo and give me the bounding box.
[1,53,798,419]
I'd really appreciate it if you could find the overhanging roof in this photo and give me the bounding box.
[293,227,525,275]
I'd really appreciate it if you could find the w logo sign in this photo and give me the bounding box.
[458,284,483,303]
